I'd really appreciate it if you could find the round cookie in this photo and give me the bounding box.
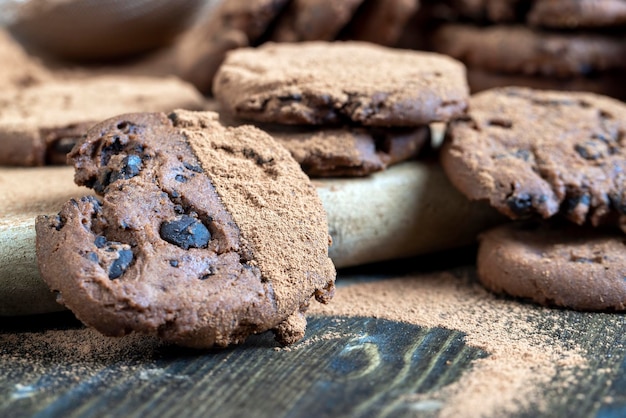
[441,87,626,229]
[270,126,428,177]
[339,0,420,46]
[466,68,626,102]
[35,110,335,348]
[432,24,626,78]
[0,75,205,166]
[270,0,365,42]
[219,114,429,177]
[477,221,626,311]
[528,0,626,29]
[213,41,469,126]
[176,0,291,94]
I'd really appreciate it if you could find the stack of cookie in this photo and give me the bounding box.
[441,86,626,311]
[176,0,420,93]
[212,41,469,178]
[418,0,626,101]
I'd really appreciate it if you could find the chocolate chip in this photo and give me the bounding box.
[183,162,203,173]
[110,155,142,182]
[575,140,610,160]
[109,249,133,279]
[169,260,179,267]
[160,215,211,249]
[86,252,99,263]
[200,265,216,280]
[51,214,65,230]
[94,235,107,248]
[507,193,533,216]
[487,119,513,129]
[565,193,591,213]
[175,174,188,183]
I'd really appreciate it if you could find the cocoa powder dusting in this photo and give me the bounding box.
[309,269,588,417]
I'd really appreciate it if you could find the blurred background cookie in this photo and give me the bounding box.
[3,0,208,61]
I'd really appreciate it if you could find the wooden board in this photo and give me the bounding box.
[1,257,625,418]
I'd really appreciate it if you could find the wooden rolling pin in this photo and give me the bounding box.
[0,162,502,315]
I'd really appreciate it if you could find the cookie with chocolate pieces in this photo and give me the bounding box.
[441,87,626,230]
[36,110,336,348]
[213,41,469,127]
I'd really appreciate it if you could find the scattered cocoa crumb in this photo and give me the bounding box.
[310,268,589,417]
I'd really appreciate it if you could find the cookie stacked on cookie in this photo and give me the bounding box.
[213,41,469,177]
[417,0,626,100]
[176,0,420,93]
[441,86,626,311]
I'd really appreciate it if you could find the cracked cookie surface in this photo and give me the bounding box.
[441,87,626,230]
[477,221,626,311]
[35,110,335,348]
[213,41,468,127]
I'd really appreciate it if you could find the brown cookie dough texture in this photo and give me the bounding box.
[214,41,469,126]
[441,87,626,230]
[432,24,626,78]
[220,113,429,177]
[176,0,291,94]
[0,75,205,166]
[528,0,626,28]
[272,126,428,177]
[35,110,335,348]
[270,0,365,42]
[477,222,626,311]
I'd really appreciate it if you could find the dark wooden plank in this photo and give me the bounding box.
[1,257,626,418]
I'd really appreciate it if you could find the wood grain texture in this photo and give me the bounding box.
[1,259,625,418]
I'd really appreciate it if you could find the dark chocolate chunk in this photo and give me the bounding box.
[160,215,211,249]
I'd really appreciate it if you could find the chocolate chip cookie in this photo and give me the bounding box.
[270,0,365,42]
[213,41,469,126]
[441,87,626,230]
[432,24,626,78]
[176,0,291,94]
[528,0,626,28]
[0,75,204,166]
[339,0,420,46]
[36,110,336,348]
[466,68,626,101]
[477,221,626,311]
[265,125,428,177]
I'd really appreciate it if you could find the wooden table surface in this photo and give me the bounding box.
[1,249,625,418]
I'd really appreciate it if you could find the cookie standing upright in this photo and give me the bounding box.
[441,87,626,230]
[176,0,291,94]
[339,0,420,46]
[214,41,469,126]
[269,0,365,42]
[477,222,626,311]
[36,110,336,348]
